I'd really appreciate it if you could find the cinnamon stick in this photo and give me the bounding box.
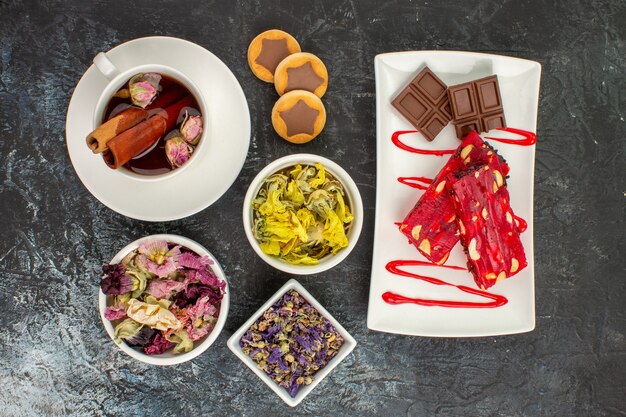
[87,107,147,154]
[102,95,196,170]
[86,86,186,154]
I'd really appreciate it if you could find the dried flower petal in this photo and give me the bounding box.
[180,111,203,145]
[144,332,174,355]
[100,264,133,295]
[145,278,188,299]
[145,256,177,278]
[166,330,194,353]
[178,252,213,270]
[174,283,223,309]
[125,326,157,348]
[165,135,193,168]
[104,305,127,320]
[113,318,143,344]
[126,298,181,331]
[138,241,180,264]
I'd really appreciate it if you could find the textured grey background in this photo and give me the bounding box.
[0,0,625,416]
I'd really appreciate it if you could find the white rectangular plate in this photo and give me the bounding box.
[367,51,541,337]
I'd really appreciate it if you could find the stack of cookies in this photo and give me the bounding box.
[247,29,328,144]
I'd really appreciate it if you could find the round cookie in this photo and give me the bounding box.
[274,52,328,98]
[272,90,326,144]
[247,30,301,83]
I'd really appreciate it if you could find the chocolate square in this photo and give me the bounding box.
[391,66,452,142]
[422,113,448,141]
[438,100,452,120]
[454,119,482,139]
[475,76,503,114]
[481,113,506,131]
[448,75,506,139]
[411,68,448,104]
[391,89,431,127]
[448,83,479,119]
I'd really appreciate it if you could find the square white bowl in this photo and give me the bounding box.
[227,279,357,407]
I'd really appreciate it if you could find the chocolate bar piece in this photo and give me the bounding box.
[391,67,452,141]
[447,164,527,290]
[399,131,509,264]
[447,75,506,139]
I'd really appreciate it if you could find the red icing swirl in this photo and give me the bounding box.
[383,260,507,308]
[397,176,432,190]
[391,130,456,156]
[485,127,536,146]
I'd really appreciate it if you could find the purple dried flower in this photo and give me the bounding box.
[174,283,219,308]
[100,264,133,295]
[297,354,308,366]
[239,289,345,398]
[143,332,174,355]
[288,380,300,397]
[268,347,283,363]
[296,335,312,354]
[262,324,281,340]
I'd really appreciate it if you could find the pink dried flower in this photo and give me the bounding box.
[129,72,161,108]
[180,112,203,145]
[183,295,219,341]
[178,252,213,270]
[104,305,127,320]
[165,136,193,168]
[137,241,181,278]
[146,278,188,299]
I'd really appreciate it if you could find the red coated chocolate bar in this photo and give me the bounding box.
[399,131,509,264]
[447,164,527,289]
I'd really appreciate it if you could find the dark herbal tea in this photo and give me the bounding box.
[102,75,202,176]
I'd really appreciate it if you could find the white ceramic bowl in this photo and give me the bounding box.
[98,234,229,365]
[227,279,357,407]
[242,154,364,275]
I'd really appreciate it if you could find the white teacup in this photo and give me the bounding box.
[92,52,209,182]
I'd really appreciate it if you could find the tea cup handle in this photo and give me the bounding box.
[93,52,120,80]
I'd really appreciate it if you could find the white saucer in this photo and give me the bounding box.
[66,36,250,221]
